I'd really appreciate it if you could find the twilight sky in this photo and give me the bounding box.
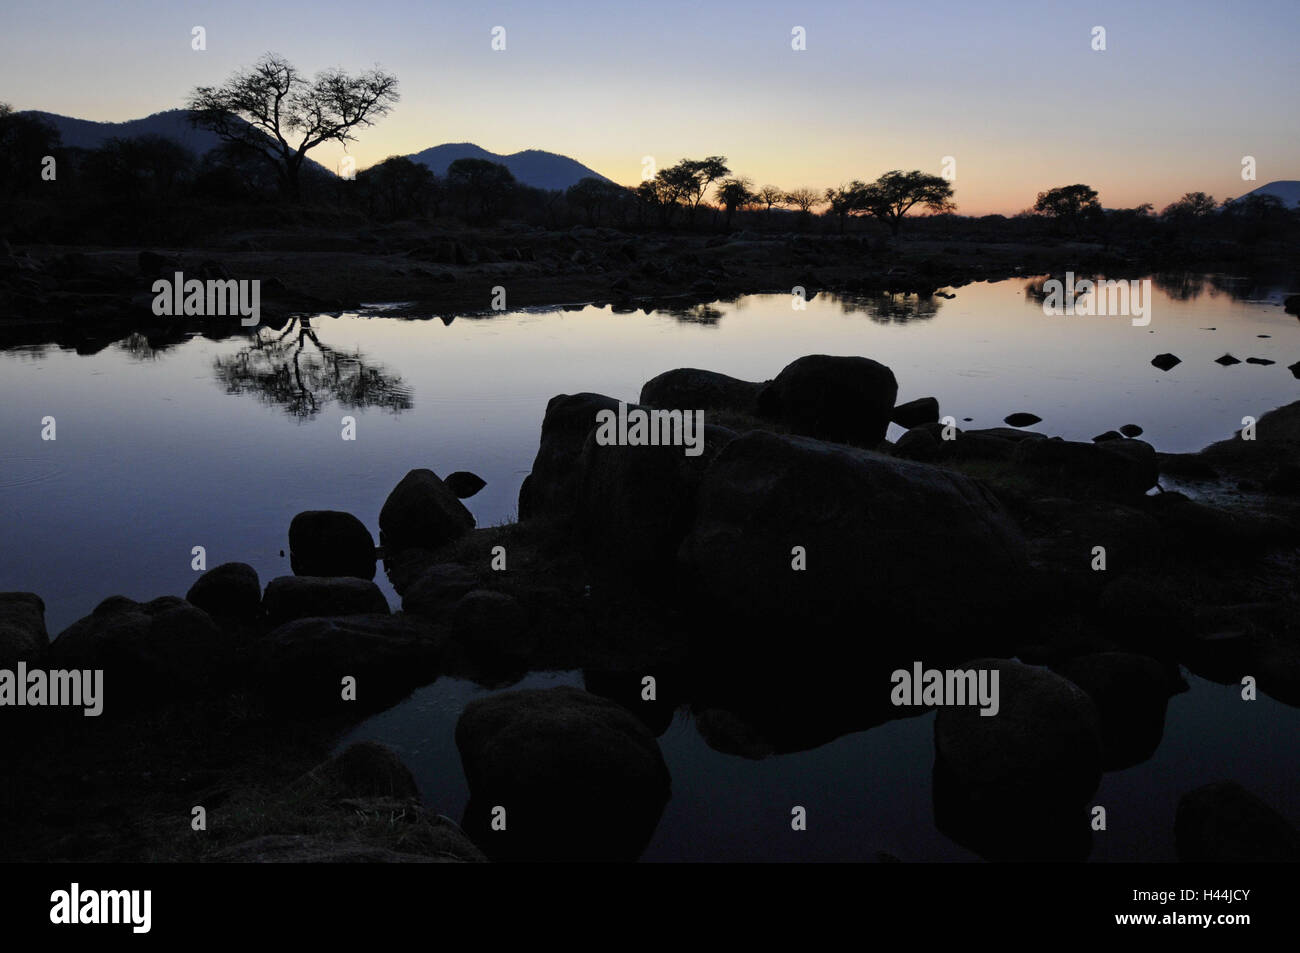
[2,0,1296,215]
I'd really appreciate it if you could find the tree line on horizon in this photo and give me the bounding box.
[2,51,1296,247]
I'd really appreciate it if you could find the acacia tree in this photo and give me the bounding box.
[824,181,867,233]
[860,170,956,239]
[716,176,755,231]
[660,156,729,226]
[1033,183,1100,235]
[187,53,398,201]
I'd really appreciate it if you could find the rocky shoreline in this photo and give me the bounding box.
[3,351,1300,862]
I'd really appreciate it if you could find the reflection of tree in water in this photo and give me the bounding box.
[117,332,163,362]
[1152,272,1206,302]
[829,291,942,324]
[664,303,724,326]
[213,316,413,419]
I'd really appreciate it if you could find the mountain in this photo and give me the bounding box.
[1237,180,1300,208]
[20,109,230,156]
[407,142,612,191]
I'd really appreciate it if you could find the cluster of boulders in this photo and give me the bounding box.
[6,347,1300,862]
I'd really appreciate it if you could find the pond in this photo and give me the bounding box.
[2,272,1297,860]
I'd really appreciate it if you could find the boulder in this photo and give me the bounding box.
[1151,353,1181,371]
[0,592,48,667]
[185,562,262,621]
[378,469,474,553]
[455,686,671,861]
[300,741,420,800]
[518,393,621,521]
[1013,436,1158,499]
[1004,412,1042,427]
[402,563,480,619]
[890,396,940,428]
[451,589,531,662]
[576,423,737,570]
[934,659,1102,861]
[255,614,444,712]
[892,425,942,462]
[1175,781,1300,862]
[1120,424,1144,437]
[444,471,487,499]
[756,354,898,446]
[262,576,389,627]
[1053,652,1186,770]
[638,368,765,416]
[49,596,228,704]
[288,511,376,580]
[681,430,1031,649]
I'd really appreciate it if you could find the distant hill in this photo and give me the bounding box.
[20,109,230,156]
[407,142,612,191]
[1237,180,1300,208]
[19,108,330,174]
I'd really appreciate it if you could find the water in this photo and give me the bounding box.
[2,273,1298,860]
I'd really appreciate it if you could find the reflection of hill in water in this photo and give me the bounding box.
[213,316,413,419]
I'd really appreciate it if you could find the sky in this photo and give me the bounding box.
[2,0,1297,215]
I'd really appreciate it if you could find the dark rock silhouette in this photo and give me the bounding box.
[299,741,420,800]
[1151,353,1181,371]
[1215,353,1241,366]
[1053,652,1187,770]
[1246,357,1275,365]
[289,510,377,581]
[934,659,1102,861]
[451,590,532,663]
[49,596,228,706]
[455,686,671,861]
[185,562,262,621]
[1004,412,1042,427]
[0,592,48,668]
[518,392,621,521]
[378,469,474,554]
[681,430,1030,647]
[1175,781,1300,862]
[401,563,479,618]
[444,471,487,499]
[638,367,765,416]
[891,396,940,428]
[254,614,443,713]
[1092,430,1122,442]
[756,354,898,446]
[1120,423,1144,437]
[1012,436,1158,499]
[262,576,389,627]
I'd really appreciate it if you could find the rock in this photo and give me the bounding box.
[518,393,621,521]
[451,589,531,661]
[756,354,898,446]
[1246,357,1275,366]
[262,576,389,627]
[1264,463,1300,495]
[185,562,262,621]
[681,430,1030,648]
[0,593,48,667]
[211,834,474,863]
[1214,353,1241,366]
[455,686,671,861]
[1151,353,1181,371]
[1289,361,1300,380]
[890,396,940,428]
[1004,412,1042,427]
[255,614,443,712]
[1284,294,1300,316]
[934,659,1102,861]
[289,511,376,580]
[638,368,764,417]
[1175,781,1300,862]
[1092,430,1123,443]
[892,425,942,462]
[1120,424,1144,437]
[1012,436,1158,499]
[444,471,487,499]
[1095,576,1193,652]
[402,563,480,619]
[378,469,474,553]
[49,596,228,704]
[1053,652,1186,770]
[300,741,420,800]
[576,423,737,570]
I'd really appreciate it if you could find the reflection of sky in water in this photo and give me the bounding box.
[2,274,1297,860]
